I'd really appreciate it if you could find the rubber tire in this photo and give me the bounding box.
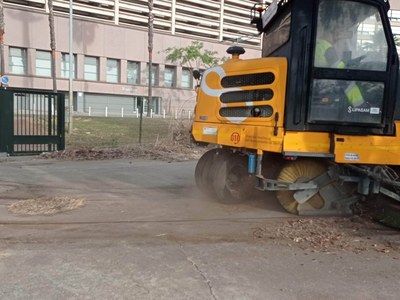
[195,148,218,194]
[213,153,255,204]
[368,191,400,229]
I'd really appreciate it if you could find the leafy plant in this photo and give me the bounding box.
[163,41,223,71]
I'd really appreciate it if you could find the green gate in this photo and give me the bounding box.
[0,89,65,155]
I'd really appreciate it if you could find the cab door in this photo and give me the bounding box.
[308,0,398,135]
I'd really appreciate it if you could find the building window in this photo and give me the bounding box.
[61,53,76,79]
[84,56,99,81]
[146,64,159,86]
[181,68,193,88]
[134,96,161,114]
[164,66,176,87]
[106,58,120,83]
[9,47,27,75]
[36,50,52,77]
[127,61,140,84]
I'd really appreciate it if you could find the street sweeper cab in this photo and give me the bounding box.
[191,0,400,227]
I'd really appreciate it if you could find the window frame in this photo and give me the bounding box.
[35,50,52,77]
[84,56,99,81]
[61,53,77,79]
[106,58,120,83]
[127,61,140,84]
[146,63,159,86]
[262,7,291,57]
[164,66,176,88]
[181,68,193,89]
[9,47,28,75]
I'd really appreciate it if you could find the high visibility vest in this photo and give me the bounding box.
[315,39,364,107]
[315,39,345,68]
[345,82,364,107]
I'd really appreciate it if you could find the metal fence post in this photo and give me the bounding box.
[0,89,13,153]
[57,93,66,151]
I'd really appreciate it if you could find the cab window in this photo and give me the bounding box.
[314,0,388,71]
[310,0,387,125]
[262,8,291,57]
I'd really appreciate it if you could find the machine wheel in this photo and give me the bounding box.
[276,159,326,214]
[368,190,400,229]
[194,148,218,194]
[212,153,255,204]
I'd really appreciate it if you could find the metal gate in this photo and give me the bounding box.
[0,88,65,155]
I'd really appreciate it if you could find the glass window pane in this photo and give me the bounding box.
[9,47,27,75]
[127,61,139,84]
[181,68,192,88]
[262,9,291,57]
[36,50,51,77]
[106,58,119,83]
[146,64,159,86]
[315,0,387,71]
[309,79,383,124]
[61,53,76,79]
[84,56,99,81]
[164,66,175,87]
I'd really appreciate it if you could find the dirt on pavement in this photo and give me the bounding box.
[254,216,400,255]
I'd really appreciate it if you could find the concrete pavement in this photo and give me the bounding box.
[0,157,399,299]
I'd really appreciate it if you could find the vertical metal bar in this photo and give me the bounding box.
[26,94,32,135]
[40,94,42,136]
[68,0,73,133]
[58,93,65,150]
[21,94,23,137]
[52,94,54,136]
[17,93,20,135]
[34,93,36,136]
[32,93,35,136]
[26,93,28,136]
[36,93,38,136]
[16,93,18,135]
[24,94,26,138]
[20,93,22,137]
[33,94,35,137]
[0,89,13,153]
[48,93,52,152]
[53,94,56,135]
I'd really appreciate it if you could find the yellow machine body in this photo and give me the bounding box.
[192,0,400,225]
[192,56,400,165]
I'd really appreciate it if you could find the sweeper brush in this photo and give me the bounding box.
[277,159,325,214]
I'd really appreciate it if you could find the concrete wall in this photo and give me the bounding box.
[3,6,261,115]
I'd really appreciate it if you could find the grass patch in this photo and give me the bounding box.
[66,117,187,149]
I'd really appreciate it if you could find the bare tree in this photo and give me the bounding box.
[48,0,57,92]
[0,0,5,76]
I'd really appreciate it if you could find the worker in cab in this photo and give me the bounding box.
[314,35,365,108]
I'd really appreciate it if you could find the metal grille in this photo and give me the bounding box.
[13,143,58,153]
[220,89,273,103]
[220,105,273,118]
[14,93,58,136]
[221,72,275,88]
[0,89,65,155]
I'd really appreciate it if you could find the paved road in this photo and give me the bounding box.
[0,157,399,299]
